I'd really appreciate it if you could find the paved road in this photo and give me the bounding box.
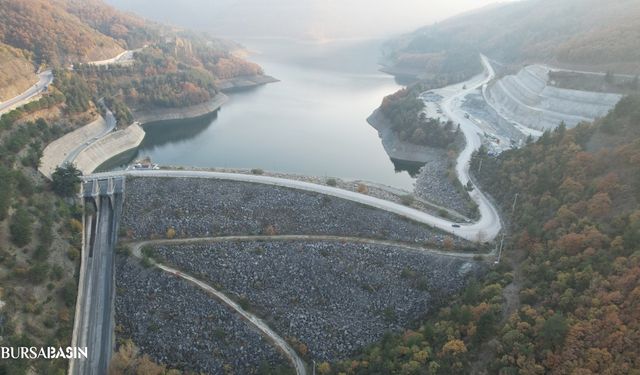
[88,47,144,66]
[63,106,117,166]
[92,166,501,242]
[128,234,493,260]
[130,240,308,375]
[0,70,53,117]
[431,54,503,242]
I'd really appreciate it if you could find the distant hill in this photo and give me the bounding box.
[384,0,640,81]
[0,0,129,65]
[0,0,268,103]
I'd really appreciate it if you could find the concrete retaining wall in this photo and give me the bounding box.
[39,117,108,178]
[74,124,145,175]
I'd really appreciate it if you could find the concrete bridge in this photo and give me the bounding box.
[69,176,124,375]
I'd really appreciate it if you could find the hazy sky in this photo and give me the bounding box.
[107,0,512,40]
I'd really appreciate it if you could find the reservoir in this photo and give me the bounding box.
[127,38,416,189]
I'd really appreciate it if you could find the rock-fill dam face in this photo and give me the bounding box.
[486,64,622,131]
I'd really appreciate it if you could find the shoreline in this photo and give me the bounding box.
[367,108,441,164]
[70,76,276,175]
[216,74,279,92]
[132,93,229,125]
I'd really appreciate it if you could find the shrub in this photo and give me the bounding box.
[400,194,415,206]
[51,163,82,197]
[251,168,264,175]
[10,206,32,247]
[326,178,337,187]
[357,183,369,194]
[263,224,278,236]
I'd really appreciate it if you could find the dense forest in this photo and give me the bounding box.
[379,82,460,149]
[384,0,640,81]
[0,0,126,65]
[74,37,262,112]
[328,96,640,374]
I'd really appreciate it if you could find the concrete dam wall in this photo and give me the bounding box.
[486,65,622,131]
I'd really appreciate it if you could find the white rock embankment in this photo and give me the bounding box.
[39,117,109,178]
[132,93,228,125]
[486,64,622,131]
[74,124,145,175]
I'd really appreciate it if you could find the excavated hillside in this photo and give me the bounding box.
[485,65,622,131]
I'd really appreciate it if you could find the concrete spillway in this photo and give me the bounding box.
[485,64,622,131]
[70,177,124,375]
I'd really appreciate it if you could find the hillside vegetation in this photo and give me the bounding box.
[0,0,269,126]
[0,0,125,65]
[379,83,459,149]
[330,97,640,374]
[384,0,640,80]
[0,43,36,101]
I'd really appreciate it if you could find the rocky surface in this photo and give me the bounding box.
[151,240,484,361]
[157,166,470,221]
[485,64,622,131]
[115,255,291,374]
[413,151,477,219]
[121,177,470,248]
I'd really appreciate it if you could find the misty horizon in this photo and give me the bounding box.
[106,0,514,40]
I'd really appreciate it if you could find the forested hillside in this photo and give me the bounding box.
[0,43,36,101]
[379,83,459,149]
[330,97,640,374]
[0,90,89,375]
[0,0,125,65]
[384,0,640,80]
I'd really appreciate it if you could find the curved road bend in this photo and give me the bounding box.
[128,235,494,260]
[91,153,501,243]
[63,107,117,166]
[130,241,308,375]
[0,70,53,117]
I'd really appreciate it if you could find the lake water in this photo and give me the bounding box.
[128,38,416,189]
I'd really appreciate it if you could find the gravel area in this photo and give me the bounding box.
[158,166,469,219]
[150,240,485,361]
[121,177,470,248]
[414,155,478,219]
[114,255,291,374]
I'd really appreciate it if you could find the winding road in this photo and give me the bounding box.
[63,105,117,166]
[0,70,53,117]
[66,52,505,375]
[130,240,308,375]
[88,55,503,243]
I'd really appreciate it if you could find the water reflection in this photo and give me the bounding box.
[141,112,217,149]
[105,38,422,190]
